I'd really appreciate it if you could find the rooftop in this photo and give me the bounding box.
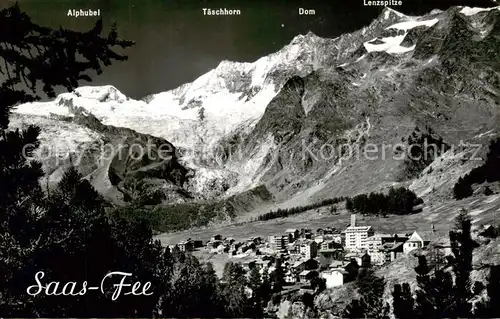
[346,226,372,231]
[329,268,349,275]
[383,242,404,251]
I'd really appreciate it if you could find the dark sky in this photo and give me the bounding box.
[3,0,498,98]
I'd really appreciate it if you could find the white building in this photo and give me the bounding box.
[299,240,318,259]
[366,234,392,265]
[269,235,289,251]
[345,214,374,251]
[321,269,348,288]
[403,231,428,254]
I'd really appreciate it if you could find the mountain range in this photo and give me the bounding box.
[10,5,500,225]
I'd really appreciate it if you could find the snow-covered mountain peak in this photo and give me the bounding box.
[459,6,500,16]
[11,5,500,209]
[73,85,127,103]
[289,31,321,44]
[213,60,253,76]
[430,9,444,15]
[380,7,408,20]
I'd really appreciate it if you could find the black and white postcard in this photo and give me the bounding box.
[1,0,500,317]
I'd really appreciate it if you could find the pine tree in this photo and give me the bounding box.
[346,198,354,212]
[343,299,365,318]
[0,3,140,316]
[453,176,473,199]
[221,263,251,317]
[433,269,456,317]
[449,208,474,317]
[301,292,316,316]
[198,106,206,122]
[345,268,388,319]
[413,257,456,318]
[200,262,222,316]
[414,256,435,318]
[412,210,477,319]
[393,283,415,319]
[248,265,263,315]
[259,268,273,311]
[271,258,285,293]
[475,265,500,317]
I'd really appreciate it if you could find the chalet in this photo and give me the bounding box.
[178,240,194,252]
[299,270,318,284]
[207,240,222,249]
[318,249,343,266]
[292,258,319,273]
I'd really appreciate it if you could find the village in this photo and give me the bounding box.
[168,214,440,292]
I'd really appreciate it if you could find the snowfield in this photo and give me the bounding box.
[11,31,333,197]
[364,35,415,54]
[387,18,439,31]
[13,31,328,151]
[363,15,441,55]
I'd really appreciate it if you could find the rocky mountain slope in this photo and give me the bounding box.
[10,6,500,217]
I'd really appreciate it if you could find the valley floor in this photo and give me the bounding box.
[155,194,500,246]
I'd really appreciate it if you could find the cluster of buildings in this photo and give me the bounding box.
[170,214,436,290]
